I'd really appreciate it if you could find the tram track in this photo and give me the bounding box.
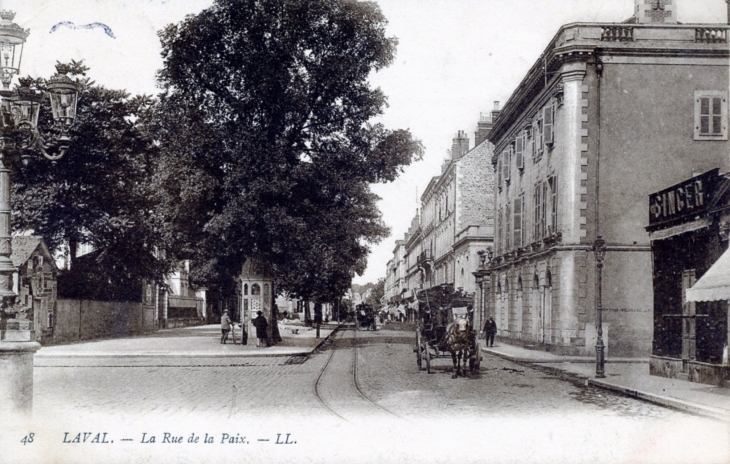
[313,323,405,423]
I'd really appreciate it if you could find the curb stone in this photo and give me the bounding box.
[482,346,730,422]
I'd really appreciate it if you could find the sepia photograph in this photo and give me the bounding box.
[0,0,729,462]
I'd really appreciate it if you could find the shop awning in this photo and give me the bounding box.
[687,247,730,302]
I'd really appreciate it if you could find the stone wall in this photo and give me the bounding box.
[456,139,495,230]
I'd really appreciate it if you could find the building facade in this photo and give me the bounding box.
[488,3,730,357]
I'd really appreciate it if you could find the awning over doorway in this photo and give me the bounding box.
[686,247,730,302]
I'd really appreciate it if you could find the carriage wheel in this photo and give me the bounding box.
[425,344,431,374]
[416,331,423,370]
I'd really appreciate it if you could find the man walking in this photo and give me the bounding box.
[252,311,268,347]
[482,316,497,347]
[220,310,232,344]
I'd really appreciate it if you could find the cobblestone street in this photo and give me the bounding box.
[3,325,728,464]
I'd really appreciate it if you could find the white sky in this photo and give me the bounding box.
[3,0,726,285]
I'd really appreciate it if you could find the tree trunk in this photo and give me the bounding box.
[270,300,282,343]
[304,300,312,326]
[314,302,323,324]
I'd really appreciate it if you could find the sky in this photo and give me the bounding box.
[2,0,726,285]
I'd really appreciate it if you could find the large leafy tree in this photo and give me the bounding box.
[154,0,423,299]
[10,61,171,297]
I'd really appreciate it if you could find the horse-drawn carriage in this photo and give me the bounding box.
[356,304,377,331]
[415,285,481,378]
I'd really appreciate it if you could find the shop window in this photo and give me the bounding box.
[694,90,728,140]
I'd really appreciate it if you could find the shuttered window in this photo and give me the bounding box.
[497,157,502,187]
[543,104,554,149]
[534,184,542,241]
[549,176,558,234]
[515,133,524,171]
[505,203,511,250]
[694,90,728,140]
[503,149,511,183]
[513,195,524,248]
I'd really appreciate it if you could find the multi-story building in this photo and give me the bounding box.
[383,121,496,325]
[419,130,494,295]
[488,0,729,357]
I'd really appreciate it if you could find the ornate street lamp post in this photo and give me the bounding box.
[593,235,607,379]
[473,247,493,334]
[0,9,80,414]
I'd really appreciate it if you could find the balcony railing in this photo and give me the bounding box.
[417,250,432,264]
[696,28,727,43]
[601,26,634,42]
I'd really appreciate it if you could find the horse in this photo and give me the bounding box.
[441,316,475,379]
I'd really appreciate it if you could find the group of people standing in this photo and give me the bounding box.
[219,310,269,347]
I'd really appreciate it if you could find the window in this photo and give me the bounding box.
[549,176,558,234]
[541,181,548,238]
[513,195,524,248]
[515,132,525,171]
[505,203,511,250]
[533,183,542,242]
[502,150,512,183]
[497,157,502,188]
[497,208,502,254]
[535,118,543,160]
[694,91,728,140]
[543,104,554,149]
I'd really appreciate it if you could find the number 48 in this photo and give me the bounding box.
[20,433,34,445]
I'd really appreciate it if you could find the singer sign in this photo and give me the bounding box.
[648,169,718,228]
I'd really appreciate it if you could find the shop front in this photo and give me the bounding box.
[646,169,730,386]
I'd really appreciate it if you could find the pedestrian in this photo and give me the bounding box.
[220,310,232,344]
[482,316,497,347]
[252,310,268,347]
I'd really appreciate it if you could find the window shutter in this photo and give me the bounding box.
[700,97,710,134]
[513,197,522,248]
[503,150,510,183]
[515,134,524,170]
[534,184,542,241]
[712,97,723,134]
[543,105,554,147]
[497,157,502,186]
[550,176,558,234]
[540,181,548,236]
[505,203,511,250]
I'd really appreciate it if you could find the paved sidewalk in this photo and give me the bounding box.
[483,342,730,422]
[35,322,338,358]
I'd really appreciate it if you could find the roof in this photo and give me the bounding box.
[240,256,275,280]
[686,247,730,302]
[11,236,55,269]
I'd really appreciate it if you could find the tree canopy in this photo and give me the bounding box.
[10,61,172,296]
[153,0,423,300]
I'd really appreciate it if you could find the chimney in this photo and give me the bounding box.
[451,130,470,160]
[634,0,677,24]
[490,101,501,124]
[474,112,494,146]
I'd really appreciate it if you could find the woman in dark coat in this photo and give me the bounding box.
[252,311,268,347]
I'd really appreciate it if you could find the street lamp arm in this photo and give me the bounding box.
[31,127,69,161]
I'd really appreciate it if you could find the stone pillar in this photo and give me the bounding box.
[0,342,40,413]
[558,63,587,245]
[0,152,42,413]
